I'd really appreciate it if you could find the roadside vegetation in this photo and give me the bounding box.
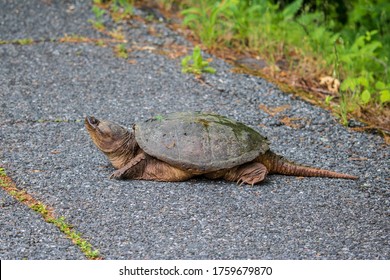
[90,0,389,136]
[156,0,389,133]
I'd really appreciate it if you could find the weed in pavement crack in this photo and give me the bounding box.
[0,167,101,259]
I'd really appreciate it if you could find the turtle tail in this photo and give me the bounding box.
[256,151,358,180]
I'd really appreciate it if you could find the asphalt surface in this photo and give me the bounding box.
[0,0,389,260]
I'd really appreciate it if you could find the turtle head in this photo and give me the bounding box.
[85,116,131,154]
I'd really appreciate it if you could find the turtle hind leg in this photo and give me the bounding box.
[224,162,268,186]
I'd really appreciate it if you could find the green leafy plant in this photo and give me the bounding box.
[114,43,128,58]
[181,0,234,47]
[324,95,334,106]
[92,5,105,19]
[376,81,390,104]
[89,5,106,29]
[181,46,216,75]
[113,0,133,14]
[110,0,133,21]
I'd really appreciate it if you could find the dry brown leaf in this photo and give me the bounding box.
[280,116,305,129]
[259,104,291,116]
[319,76,340,94]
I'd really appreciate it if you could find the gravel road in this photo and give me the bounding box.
[0,0,388,259]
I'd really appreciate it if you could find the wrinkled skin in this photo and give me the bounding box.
[85,115,357,185]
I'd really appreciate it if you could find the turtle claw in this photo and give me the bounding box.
[110,170,124,180]
[236,179,246,187]
[233,162,268,186]
[236,178,255,187]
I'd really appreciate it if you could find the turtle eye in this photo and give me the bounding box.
[86,116,100,127]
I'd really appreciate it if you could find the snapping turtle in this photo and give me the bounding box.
[85,112,357,185]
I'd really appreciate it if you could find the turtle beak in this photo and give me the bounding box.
[85,116,100,129]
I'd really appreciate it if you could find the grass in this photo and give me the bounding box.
[0,38,35,45]
[0,167,101,259]
[110,0,134,21]
[15,38,34,45]
[114,43,128,58]
[92,0,134,24]
[88,5,106,30]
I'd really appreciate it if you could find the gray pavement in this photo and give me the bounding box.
[0,0,389,259]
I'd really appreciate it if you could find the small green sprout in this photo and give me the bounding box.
[154,115,164,121]
[112,0,133,15]
[92,5,105,20]
[31,203,49,216]
[89,6,106,30]
[324,95,334,106]
[181,46,216,76]
[0,167,6,176]
[114,43,128,58]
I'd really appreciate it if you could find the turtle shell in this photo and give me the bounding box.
[134,112,269,172]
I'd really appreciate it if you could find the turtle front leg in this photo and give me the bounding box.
[111,152,194,182]
[110,152,146,179]
[224,162,268,186]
